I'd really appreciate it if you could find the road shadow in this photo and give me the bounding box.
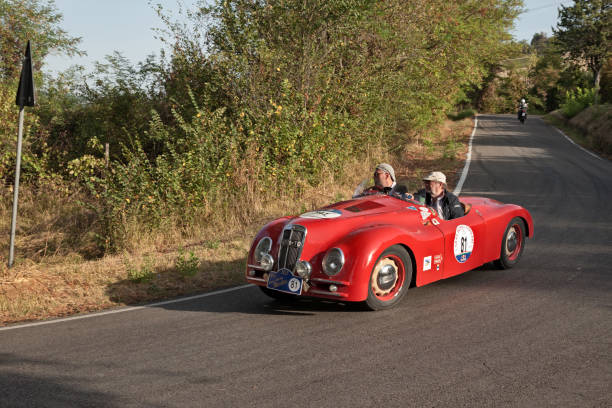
[0,353,125,408]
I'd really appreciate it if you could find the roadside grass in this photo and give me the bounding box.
[0,117,475,325]
[396,117,474,192]
[544,114,591,147]
[543,106,612,160]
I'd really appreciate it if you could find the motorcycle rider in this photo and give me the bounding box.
[517,98,528,120]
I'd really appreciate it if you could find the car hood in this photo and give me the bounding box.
[282,195,421,255]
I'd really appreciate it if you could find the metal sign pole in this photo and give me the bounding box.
[8,106,25,267]
[9,40,35,268]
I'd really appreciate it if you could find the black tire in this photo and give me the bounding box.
[364,245,412,311]
[494,217,526,270]
[259,286,299,302]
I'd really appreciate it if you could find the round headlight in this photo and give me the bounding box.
[260,253,274,271]
[295,261,312,279]
[254,237,272,262]
[322,248,345,276]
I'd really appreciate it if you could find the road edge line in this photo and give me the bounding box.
[553,125,603,161]
[453,116,478,196]
[0,284,254,332]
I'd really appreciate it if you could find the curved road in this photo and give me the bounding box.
[1,115,611,407]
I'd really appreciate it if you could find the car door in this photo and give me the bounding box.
[432,209,486,279]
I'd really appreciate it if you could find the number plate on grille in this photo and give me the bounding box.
[266,268,302,295]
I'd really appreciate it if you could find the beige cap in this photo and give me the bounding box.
[423,171,446,184]
[375,163,395,181]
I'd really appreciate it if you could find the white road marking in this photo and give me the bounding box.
[453,116,478,196]
[555,127,603,161]
[0,284,254,332]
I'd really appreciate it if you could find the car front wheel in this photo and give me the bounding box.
[365,245,412,311]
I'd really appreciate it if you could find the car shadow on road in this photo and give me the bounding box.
[152,284,367,316]
[104,255,368,317]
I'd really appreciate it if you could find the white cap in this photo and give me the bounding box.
[422,171,447,185]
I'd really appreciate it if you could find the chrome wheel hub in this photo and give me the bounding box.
[372,258,398,296]
[505,229,517,254]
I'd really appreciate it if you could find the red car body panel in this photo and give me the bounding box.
[246,195,533,303]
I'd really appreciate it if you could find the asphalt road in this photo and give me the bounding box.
[1,115,611,407]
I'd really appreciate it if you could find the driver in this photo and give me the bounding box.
[361,163,400,196]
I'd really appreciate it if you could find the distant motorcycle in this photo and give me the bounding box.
[518,107,527,124]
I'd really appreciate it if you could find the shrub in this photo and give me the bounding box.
[561,87,596,118]
[125,255,155,283]
[175,248,200,277]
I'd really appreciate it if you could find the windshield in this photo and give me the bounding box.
[352,179,370,198]
[352,178,420,203]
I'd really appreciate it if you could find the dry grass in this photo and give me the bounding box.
[395,117,474,191]
[0,117,475,325]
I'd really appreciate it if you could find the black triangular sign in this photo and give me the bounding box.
[16,40,35,107]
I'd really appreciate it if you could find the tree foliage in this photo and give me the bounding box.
[553,0,612,96]
[0,0,83,81]
[0,0,83,184]
[530,32,549,55]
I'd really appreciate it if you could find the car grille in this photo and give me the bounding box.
[277,224,306,272]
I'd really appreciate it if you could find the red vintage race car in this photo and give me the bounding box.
[245,193,533,310]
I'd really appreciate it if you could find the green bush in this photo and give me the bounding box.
[125,255,155,283]
[175,248,200,277]
[561,87,596,118]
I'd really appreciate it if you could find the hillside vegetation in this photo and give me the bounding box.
[0,0,521,260]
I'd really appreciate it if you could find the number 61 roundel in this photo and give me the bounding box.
[454,225,474,263]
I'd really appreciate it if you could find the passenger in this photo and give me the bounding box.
[413,172,464,220]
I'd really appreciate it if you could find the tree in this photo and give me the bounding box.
[0,0,83,81]
[553,0,612,101]
[530,32,549,55]
[0,0,83,183]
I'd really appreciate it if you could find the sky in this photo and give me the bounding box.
[45,0,199,74]
[45,0,574,75]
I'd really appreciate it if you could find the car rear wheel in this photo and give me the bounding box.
[494,217,526,270]
[365,245,412,311]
